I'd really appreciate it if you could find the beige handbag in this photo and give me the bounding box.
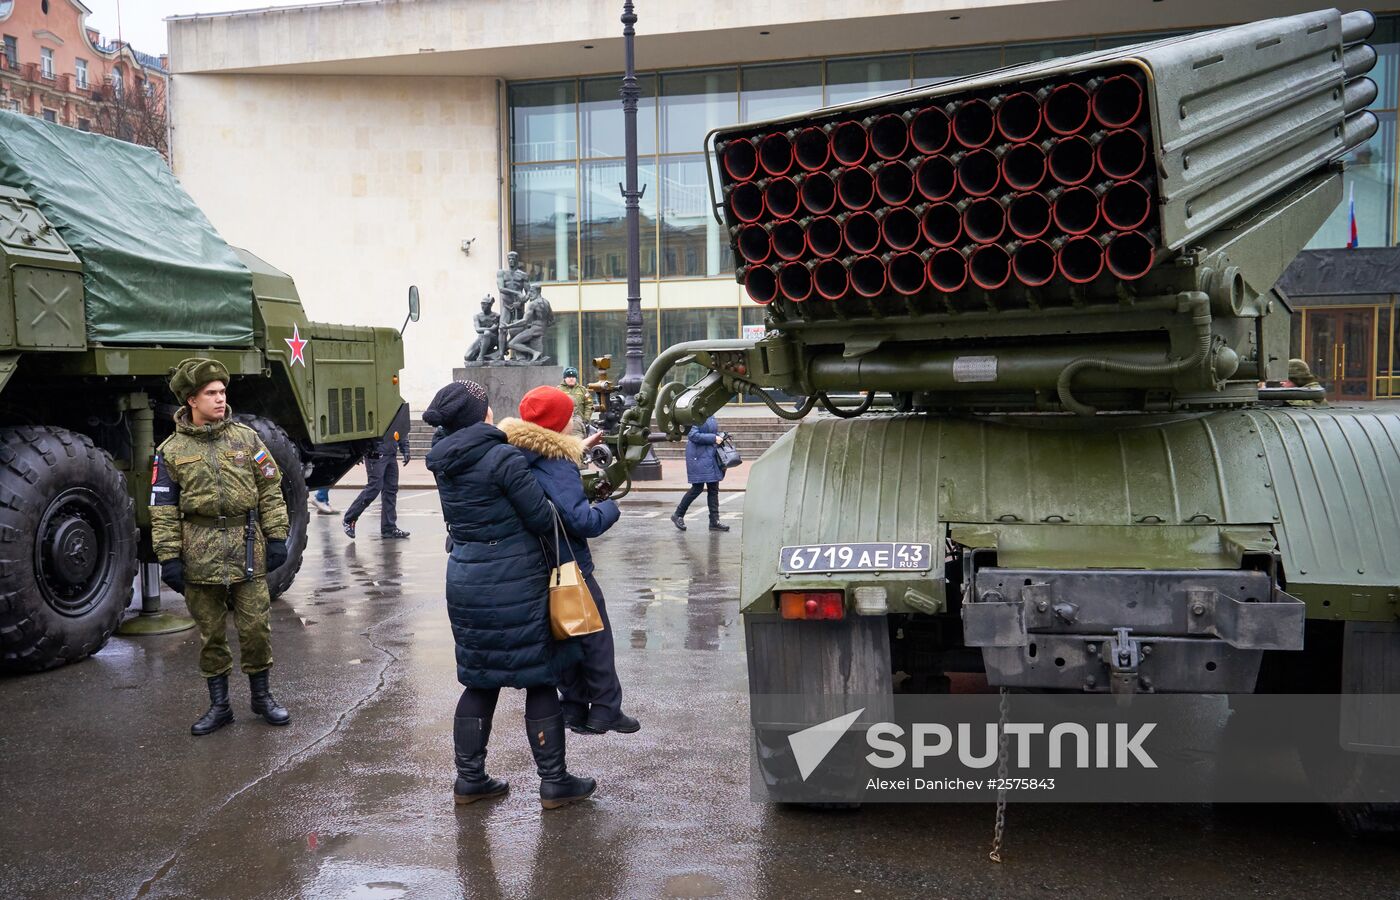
[544,502,604,639]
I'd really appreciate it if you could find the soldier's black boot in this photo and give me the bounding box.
[708,518,730,532]
[249,670,291,726]
[453,716,509,804]
[191,674,234,736]
[526,714,597,810]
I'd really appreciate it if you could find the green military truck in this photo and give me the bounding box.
[597,9,1400,825]
[0,114,408,673]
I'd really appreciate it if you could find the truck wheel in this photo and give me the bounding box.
[236,415,308,599]
[0,426,137,672]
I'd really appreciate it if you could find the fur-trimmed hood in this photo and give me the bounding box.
[498,417,584,463]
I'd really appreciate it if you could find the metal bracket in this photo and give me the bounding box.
[1106,627,1141,694]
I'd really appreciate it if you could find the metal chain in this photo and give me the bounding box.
[989,686,1010,863]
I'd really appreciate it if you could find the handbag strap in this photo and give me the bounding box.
[546,500,565,585]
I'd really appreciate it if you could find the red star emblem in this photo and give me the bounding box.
[285,324,308,367]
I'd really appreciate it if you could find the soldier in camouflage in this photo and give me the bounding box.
[151,358,293,736]
[559,367,593,425]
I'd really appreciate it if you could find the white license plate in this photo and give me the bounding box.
[779,542,933,574]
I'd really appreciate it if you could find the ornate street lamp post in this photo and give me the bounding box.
[618,0,662,478]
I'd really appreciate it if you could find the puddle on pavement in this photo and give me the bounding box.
[663,873,725,898]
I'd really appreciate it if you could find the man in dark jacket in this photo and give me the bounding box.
[343,424,411,540]
[502,385,639,736]
[423,380,595,809]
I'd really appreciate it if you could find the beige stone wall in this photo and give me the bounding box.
[171,73,503,408]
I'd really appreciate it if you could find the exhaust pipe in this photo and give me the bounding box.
[954,148,1001,197]
[804,215,844,258]
[885,250,928,296]
[1001,141,1047,191]
[1048,135,1095,186]
[911,106,952,154]
[720,137,759,181]
[814,257,851,300]
[868,112,912,160]
[764,176,800,219]
[916,154,957,201]
[1042,82,1092,135]
[927,246,969,293]
[778,260,814,302]
[727,180,765,223]
[740,264,779,304]
[873,159,916,206]
[849,254,888,298]
[880,205,922,251]
[836,166,875,210]
[921,201,964,247]
[1009,239,1056,287]
[1055,233,1107,284]
[952,98,996,149]
[1095,127,1149,180]
[1050,184,1103,235]
[1105,229,1159,281]
[993,91,1042,142]
[801,170,838,215]
[759,132,795,177]
[793,126,832,172]
[841,210,882,255]
[830,120,870,167]
[1101,178,1154,231]
[969,243,1012,290]
[1007,191,1052,240]
[770,219,807,260]
[1089,74,1144,129]
[963,196,1007,244]
[736,223,772,264]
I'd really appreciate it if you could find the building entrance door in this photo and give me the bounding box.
[1305,308,1375,401]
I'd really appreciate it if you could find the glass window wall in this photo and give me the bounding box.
[661,154,731,279]
[581,160,656,279]
[826,54,912,106]
[510,163,577,282]
[740,62,822,122]
[582,310,659,367]
[510,82,577,163]
[581,74,656,158]
[660,68,738,155]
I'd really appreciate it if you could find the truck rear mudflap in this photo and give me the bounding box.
[963,567,1305,693]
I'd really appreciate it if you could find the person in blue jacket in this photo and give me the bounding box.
[422,380,595,810]
[670,415,730,532]
[501,385,640,736]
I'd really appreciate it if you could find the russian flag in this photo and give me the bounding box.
[1347,183,1358,248]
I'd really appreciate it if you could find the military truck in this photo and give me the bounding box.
[0,114,407,673]
[595,9,1399,824]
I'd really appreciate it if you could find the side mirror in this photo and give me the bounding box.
[402,286,421,335]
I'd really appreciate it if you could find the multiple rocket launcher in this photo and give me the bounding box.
[714,9,1380,323]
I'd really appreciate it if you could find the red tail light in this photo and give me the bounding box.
[779,591,845,620]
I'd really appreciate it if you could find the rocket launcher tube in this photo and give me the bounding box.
[992,91,1042,142]
[879,205,923,251]
[769,219,806,260]
[921,202,964,247]
[872,159,916,205]
[952,98,996,149]
[758,132,795,177]
[1007,191,1052,240]
[793,126,831,172]
[963,196,1007,244]
[778,260,815,302]
[805,215,843,258]
[830,120,869,166]
[764,176,800,219]
[868,111,912,160]
[800,171,838,214]
[910,106,951,154]
[915,155,957,201]
[836,166,875,210]
[968,243,1012,290]
[848,254,888,297]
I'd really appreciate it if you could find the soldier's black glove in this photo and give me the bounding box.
[401,450,411,466]
[160,559,185,596]
[266,539,289,572]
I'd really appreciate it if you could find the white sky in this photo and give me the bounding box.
[82,0,306,57]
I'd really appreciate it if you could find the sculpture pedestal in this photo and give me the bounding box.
[454,365,564,420]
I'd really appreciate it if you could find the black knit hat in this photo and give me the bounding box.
[422,380,489,433]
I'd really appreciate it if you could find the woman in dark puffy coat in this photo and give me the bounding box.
[422,380,594,810]
[670,415,729,532]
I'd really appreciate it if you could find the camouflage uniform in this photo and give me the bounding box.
[151,407,290,678]
[560,382,593,423]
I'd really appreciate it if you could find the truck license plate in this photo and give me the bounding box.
[779,542,933,574]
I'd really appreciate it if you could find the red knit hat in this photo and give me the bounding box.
[518,385,576,433]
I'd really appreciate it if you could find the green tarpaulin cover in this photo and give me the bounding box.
[0,112,253,346]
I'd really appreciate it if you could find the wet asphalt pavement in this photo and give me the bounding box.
[2,489,1399,899]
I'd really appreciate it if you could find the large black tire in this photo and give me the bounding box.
[236,415,308,599]
[0,426,138,673]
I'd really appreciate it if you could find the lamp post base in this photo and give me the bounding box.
[631,446,663,481]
